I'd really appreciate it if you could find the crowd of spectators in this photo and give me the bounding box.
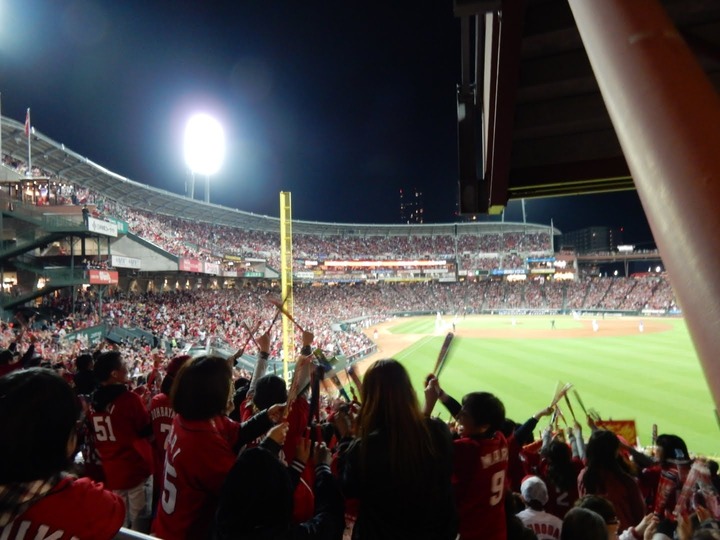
[0,275,680,402]
[1,317,716,540]
[3,151,546,269]
[37,276,678,342]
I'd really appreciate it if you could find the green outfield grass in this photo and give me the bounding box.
[387,316,718,456]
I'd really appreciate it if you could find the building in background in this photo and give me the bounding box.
[558,226,623,253]
[399,187,424,224]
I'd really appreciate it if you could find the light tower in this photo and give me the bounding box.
[183,114,225,203]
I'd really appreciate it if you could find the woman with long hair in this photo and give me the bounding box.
[539,439,584,518]
[577,430,645,531]
[338,359,457,540]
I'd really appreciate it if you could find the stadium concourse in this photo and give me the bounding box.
[1,153,714,540]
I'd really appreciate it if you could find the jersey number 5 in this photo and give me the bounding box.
[161,461,178,514]
[93,416,117,442]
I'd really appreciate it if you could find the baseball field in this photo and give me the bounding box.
[360,315,717,457]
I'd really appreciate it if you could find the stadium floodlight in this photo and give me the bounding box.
[183,114,225,203]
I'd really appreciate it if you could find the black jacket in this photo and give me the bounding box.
[338,417,458,540]
[214,438,345,540]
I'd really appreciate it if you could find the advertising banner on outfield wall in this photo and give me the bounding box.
[88,270,119,285]
[179,259,203,273]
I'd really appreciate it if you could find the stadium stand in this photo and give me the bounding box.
[2,139,703,540]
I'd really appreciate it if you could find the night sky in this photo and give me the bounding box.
[0,0,653,245]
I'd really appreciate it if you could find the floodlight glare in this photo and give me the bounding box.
[184,114,225,175]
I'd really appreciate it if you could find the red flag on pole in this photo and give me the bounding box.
[24,108,30,137]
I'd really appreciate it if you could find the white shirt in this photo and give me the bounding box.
[516,508,563,540]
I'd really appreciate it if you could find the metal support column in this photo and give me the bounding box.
[569,0,720,411]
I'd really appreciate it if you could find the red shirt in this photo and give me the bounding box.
[578,467,646,531]
[2,476,125,540]
[90,388,153,490]
[153,415,240,540]
[452,432,508,540]
[539,457,583,519]
[149,392,174,488]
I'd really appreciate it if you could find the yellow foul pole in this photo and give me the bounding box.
[279,191,294,384]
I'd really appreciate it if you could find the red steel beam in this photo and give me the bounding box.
[568,0,720,413]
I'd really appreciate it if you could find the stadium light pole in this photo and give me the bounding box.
[183,114,225,203]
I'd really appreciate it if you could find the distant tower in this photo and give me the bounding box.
[399,187,424,224]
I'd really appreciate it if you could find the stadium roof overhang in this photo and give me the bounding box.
[1,117,560,236]
[455,0,720,214]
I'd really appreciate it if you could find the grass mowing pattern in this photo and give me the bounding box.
[389,316,717,456]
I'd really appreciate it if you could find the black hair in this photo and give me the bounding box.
[545,440,577,492]
[656,434,690,463]
[561,507,607,540]
[575,494,617,524]
[582,430,624,494]
[461,391,505,433]
[234,377,250,391]
[253,375,288,411]
[500,418,518,438]
[0,349,13,365]
[171,355,231,420]
[160,372,175,395]
[0,368,80,482]
[75,353,93,372]
[215,444,294,538]
[93,350,123,383]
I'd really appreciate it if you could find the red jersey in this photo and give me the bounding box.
[539,457,583,519]
[1,476,125,540]
[149,392,174,489]
[153,415,240,540]
[89,387,153,490]
[578,467,646,531]
[452,431,508,540]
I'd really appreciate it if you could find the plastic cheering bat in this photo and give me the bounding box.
[555,404,569,427]
[346,364,363,394]
[550,382,573,408]
[239,321,261,352]
[267,296,305,333]
[433,332,454,377]
[564,393,578,422]
[572,389,588,416]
